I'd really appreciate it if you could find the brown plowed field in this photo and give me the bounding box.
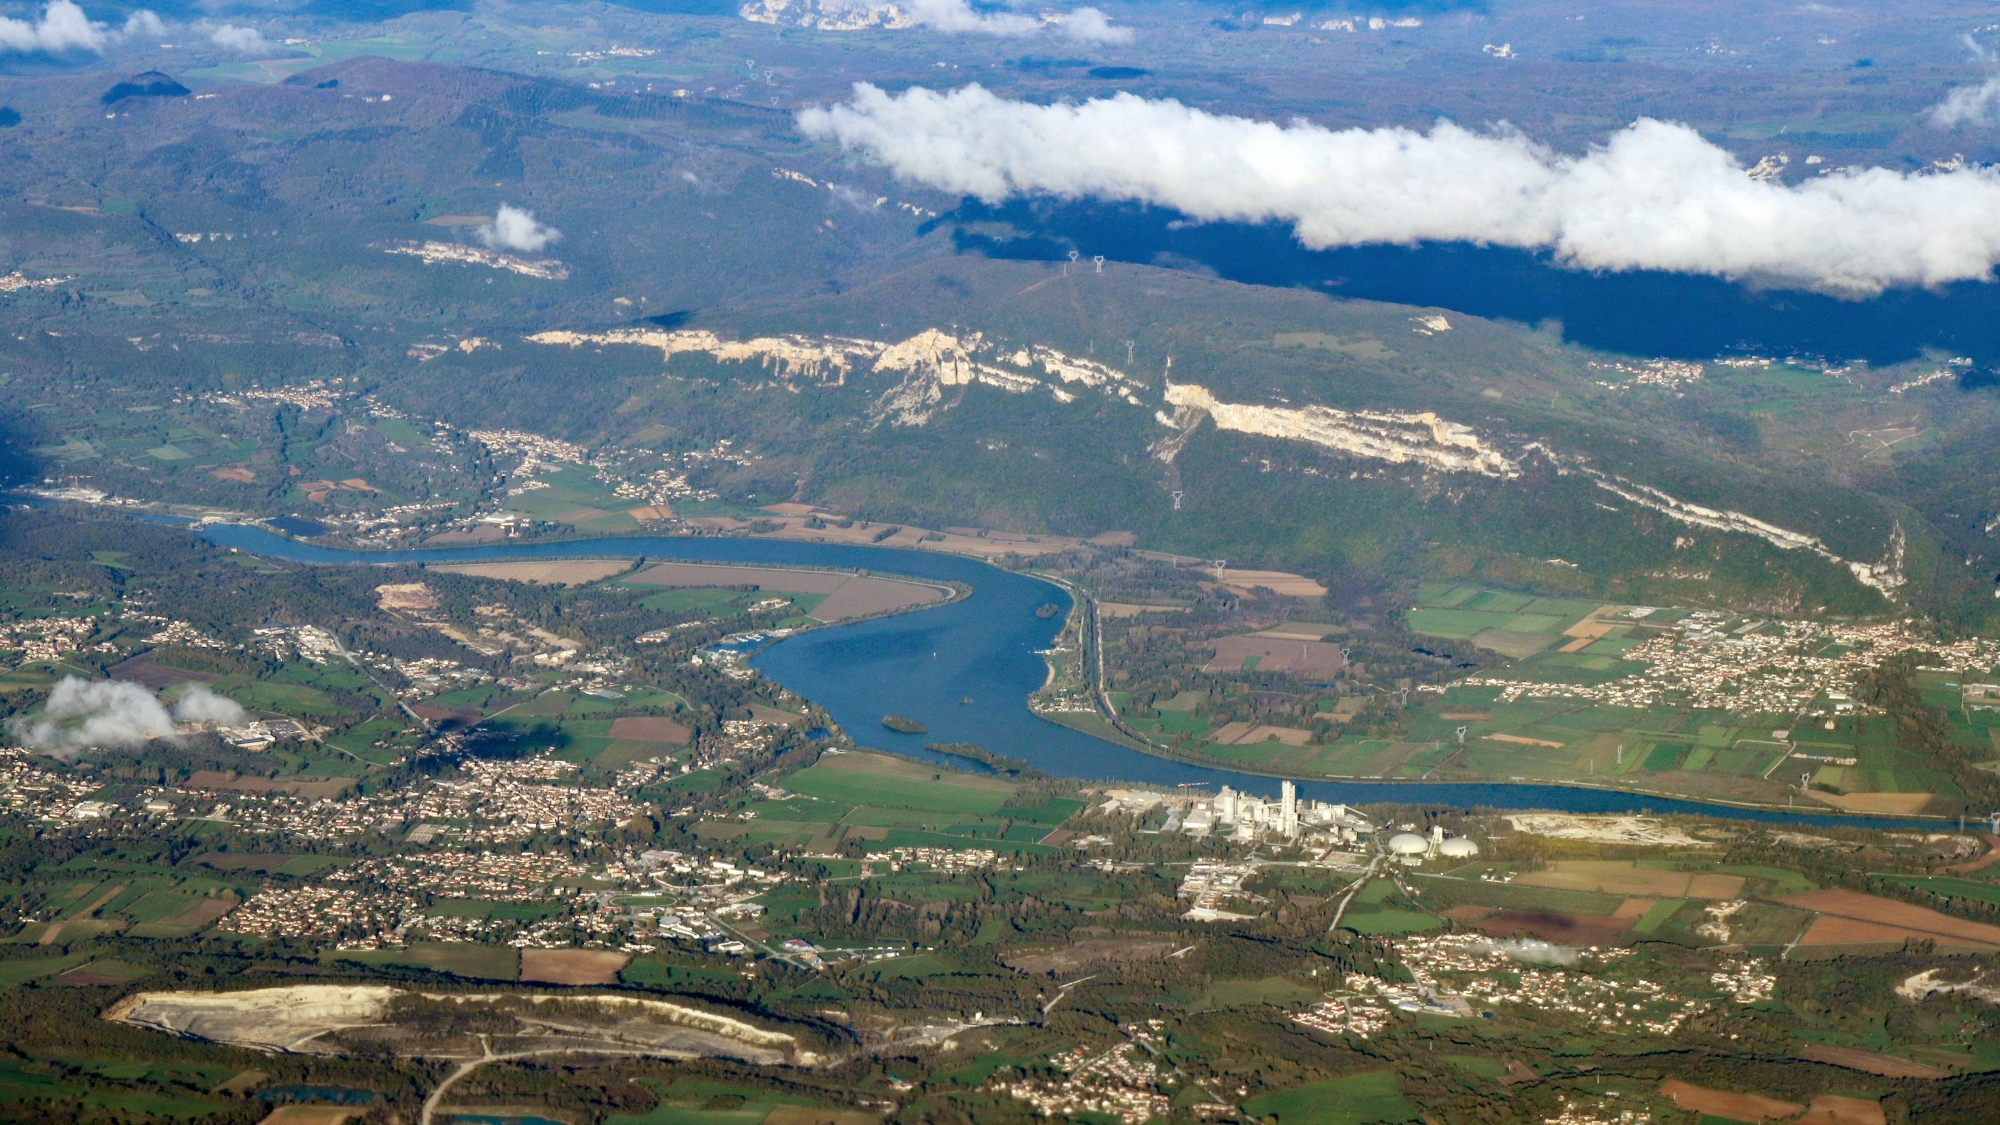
[1208,722,1313,746]
[624,562,947,621]
[1214,568,1328,597]
[1795,916,1934,949]
[520,949,628,985]
[1517,861,1744,899]
[184,772,352,799]
[1779,889,2000,951]
[628,561,851,593]
[163,898,239,928]
[762,1107,881,1125]
[1611,898,1657,921]
[256,1109,359,1125]
[1798,1043,1950,1078]
[1798,1094,1888,1125]
[1097,603,1187,617]
[432,559,634,585]
[807,576,948,621]
[108,655,216,689]
[1202,635,1345,679]
[609,716,692,745]
[1810,792,1937,814]
[1658,1079,1801,1122]
[427,527,507,544]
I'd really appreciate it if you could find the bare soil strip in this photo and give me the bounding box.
[1659,1079,1803,1121]
[1797,1044,1950,1078]
[432,560,635,585]
[1779,889,2000,950]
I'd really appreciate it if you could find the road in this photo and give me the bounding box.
[1041,974,1096,1016]
[1325,844,1387,936]
[418,1037,660,1125]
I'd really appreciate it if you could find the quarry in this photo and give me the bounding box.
[106,985,804,1064]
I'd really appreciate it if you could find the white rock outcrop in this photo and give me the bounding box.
[521,323,1907,601]
[526,328,879,384]
[870,328,1041,425]
[740,0,915,30]
[108,984,402,1053]
[1158,381,1520,478]
[525,326,1146,425]
[1586,471,1906,598]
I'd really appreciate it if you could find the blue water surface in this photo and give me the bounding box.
[193,523,1935,827]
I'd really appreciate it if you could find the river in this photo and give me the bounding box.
[192,522,1931,826]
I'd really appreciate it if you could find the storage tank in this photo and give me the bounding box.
[1387,832,1429,856]
[1437,837,1480,858]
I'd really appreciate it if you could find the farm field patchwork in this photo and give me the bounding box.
[725,752,1076,856]
[1155,582,1989,813]
[1778,889,2000,953]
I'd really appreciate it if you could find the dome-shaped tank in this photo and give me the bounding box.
[1437,837,1480,858]
[1387,832,1429,855]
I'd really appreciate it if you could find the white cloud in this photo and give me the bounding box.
[476,204,562,253]
[801,83,2000,294]
[1929,38,2000,126]
[0,0,160,54]
[1930,77,2000,128]
[205,22,270,54]
[8,676,242,756]
[1470,938,1580,966]
[171,685,248,725]
[1056,6,1130,44]
[904,0,1038,35]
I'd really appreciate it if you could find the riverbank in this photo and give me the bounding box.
[161,520,1945,828]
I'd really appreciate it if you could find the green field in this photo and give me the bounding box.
[1241,1072,1420,1125]
[330,942,518,980]
[1423,879,1625,916]
[784,757,1013,816]
[1630,899,1686,934]
[1885,876,2000,907]
[1198,977,1323,1009]
[0,1057,224,1117]
[609,1079,843,1125]
[1339,910,1442,935]
[621,959,747,991]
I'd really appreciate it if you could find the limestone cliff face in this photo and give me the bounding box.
[521,324,1906,600]
[1159,381,1521,478]
[527,326,1145,426]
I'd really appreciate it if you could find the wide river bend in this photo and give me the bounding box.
[194,524,1930,827]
